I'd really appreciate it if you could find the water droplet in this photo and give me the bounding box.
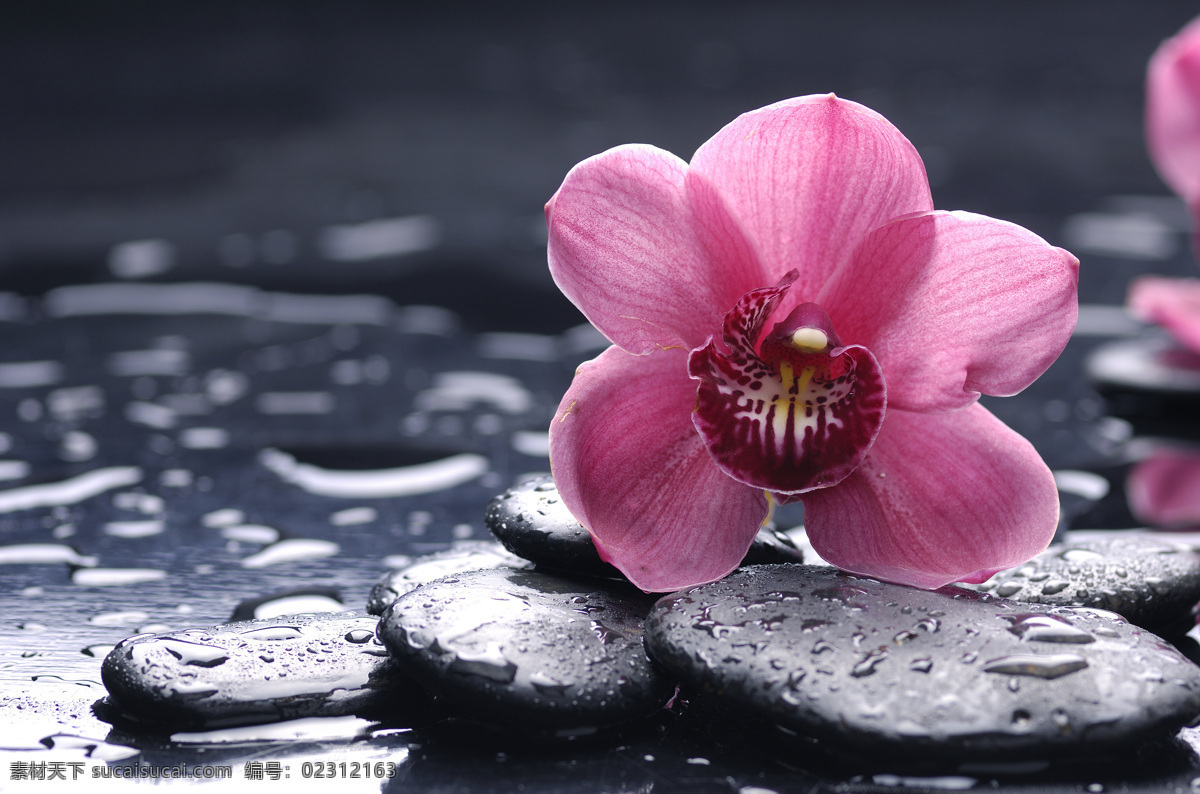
[447,643,517,683]
[909,657,933,673]
[893,630,917,645]
[914,617,941,633]
[1060,548,1104,563]
[995,582,1024,597]
[240,626,304,641]
[982,653,1089,679]
[1146,578,1171,596]
[343,629,374,644]
[157,639,230,667]
[530,671,573,695]
[812,640,835,655]
[1006,614,1095,644]
[1051,709,1072,733]
[591,621,624,645]
[813,585,869,603]
[1040,580,1070,595]
[851,649,888,678]
[693,618,740,639]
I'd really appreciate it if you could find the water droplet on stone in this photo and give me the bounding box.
[530,671,573,695]
[851,649,888,678]
[343,629,373,644]
[915,617,940,633]
[1006,614,1095,644]
[982,653,1089,679]
[1040,580,1070,595]
[447,644,518,683]
[1145,577,1171,596]
[158,639,230,667]
[240,626,304,641]
[1060,548,1104,563]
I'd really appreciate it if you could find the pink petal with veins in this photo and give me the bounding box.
[687,94,934,304]
[547,144,766,354]
[1128,275,1200,355]
[819,211,1079,412]
[549,346,768,592]
[801,404,1059,589]
[1148,16,1200,200]
[1128,447,1200,528]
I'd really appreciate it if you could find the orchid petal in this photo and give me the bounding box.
[1147,16,1200,200]
[1128,275,1200,355]
[1127,447,1200,528]
[818,211,1079,412]
[550,345,769,592]
[547,144,766,353]
[687,94,934,302]
[801,404,1058,589]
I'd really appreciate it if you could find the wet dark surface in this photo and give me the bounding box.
[5,2,1200,791]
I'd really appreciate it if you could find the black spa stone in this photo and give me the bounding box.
[101,613,431,730]
[366,541,532,615]
[644,565,1200,761]
[966,535,1200,637]
[377,567,674,732]
[486,474,802,579]
[1087,335,1200,439]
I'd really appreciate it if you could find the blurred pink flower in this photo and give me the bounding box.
[546,95,1079,592]
[1128,447,1200,528]
[1148,15,1200,202]
[1128,274,1200,354]
[1131,21,1200,354]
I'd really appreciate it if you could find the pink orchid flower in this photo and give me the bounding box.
[1129,18,1200,355]
[546,95,1079,593]
[1148,15,1200,203]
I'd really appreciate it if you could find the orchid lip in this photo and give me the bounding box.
[689,282,886,495]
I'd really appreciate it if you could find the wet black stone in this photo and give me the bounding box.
[644,565,1200,761]
[366,541,532,615]
[486,474,801,578]
[377,567,674,732]
[1087,335,1200,441]
[741,525,806,566]
[966,535,1200,638]
[101,613,434,730]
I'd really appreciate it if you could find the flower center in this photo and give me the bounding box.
[688,282,886,496]
[758,302,854,422]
